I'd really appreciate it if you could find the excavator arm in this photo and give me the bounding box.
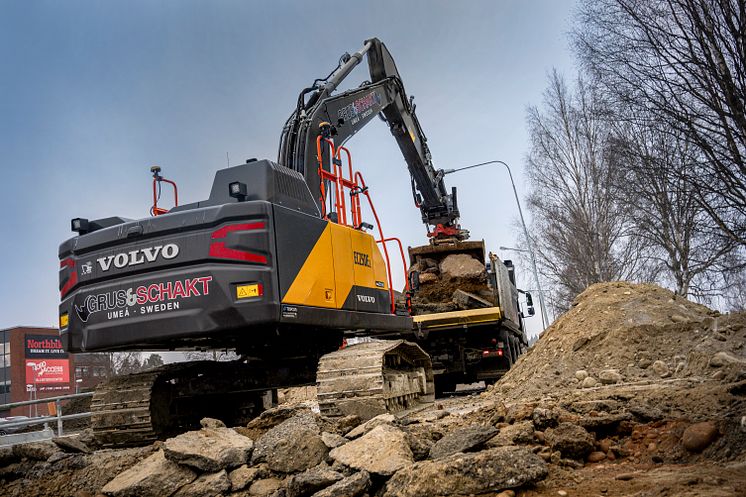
[278,38,465,237]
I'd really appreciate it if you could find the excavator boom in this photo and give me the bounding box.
[278,38,463,235]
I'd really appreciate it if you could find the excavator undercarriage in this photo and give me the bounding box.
[91,341,433,447]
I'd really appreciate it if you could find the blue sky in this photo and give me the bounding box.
[0,0,574,337]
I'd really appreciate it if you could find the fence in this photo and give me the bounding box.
[0,391,94,445]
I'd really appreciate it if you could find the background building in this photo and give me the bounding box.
[0,326,75,416]
[73,353,112,392]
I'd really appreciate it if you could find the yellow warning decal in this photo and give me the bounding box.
[59,313,69,329]
[236,284,261,299]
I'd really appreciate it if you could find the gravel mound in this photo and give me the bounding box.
[492,282,745,400]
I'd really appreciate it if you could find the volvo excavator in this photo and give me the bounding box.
[58,38,530,447]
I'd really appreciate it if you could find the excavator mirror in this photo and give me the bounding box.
[524,292,535,317]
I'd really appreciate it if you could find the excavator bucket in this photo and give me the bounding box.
[316,340,434,420]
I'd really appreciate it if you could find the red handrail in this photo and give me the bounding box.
[377,237,410,293]
[152,177,178,216]
[354,171,397,313]
[314,138,405,314]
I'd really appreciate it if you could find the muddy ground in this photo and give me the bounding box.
[1,282,744,497]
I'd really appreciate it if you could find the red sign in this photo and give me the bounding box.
[25,359,70,385]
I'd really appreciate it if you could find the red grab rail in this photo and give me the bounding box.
[314,137,409,314]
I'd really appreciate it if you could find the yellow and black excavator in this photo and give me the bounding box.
[58,38,531,446]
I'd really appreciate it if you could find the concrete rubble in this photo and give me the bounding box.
[163,427,254,472]
[101,450,197,497]
[251,412,328,473]
[1,282,745,496]
[329,424,413,476]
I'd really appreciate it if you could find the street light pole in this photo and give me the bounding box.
[444,160,550,329]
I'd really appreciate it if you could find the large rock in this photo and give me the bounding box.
[229,464,267,491]
[345,413,395,438]
[487,421,535,447]
[163,427,253,472]
[335,415,362,433]
[286,467,344,497]
[429,425,498,459]
[311,471,371,497]
[383,446,548,497]
[173,470,231,497]
[581,376,599,388]
[200,417,226,429]
[532,407,559,431]
[244,405,309,439]
[248,478,284,496]
[651,360,670,378]
[330,424,413,476]
[53,436,92,454]
[545,423,595,460]
[403,428,435,461]
[439,254,485,280]
[598,369,623,384]
[682,421,719,452]
[252,412,328,473]
[321,432,348,449]
[102,450,197,497]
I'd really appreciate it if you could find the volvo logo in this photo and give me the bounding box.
[97,244,180,271]
[357,294,376,303]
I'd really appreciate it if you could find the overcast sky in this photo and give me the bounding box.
[0,0,575,338]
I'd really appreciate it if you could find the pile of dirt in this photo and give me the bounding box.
[493,281,744,401]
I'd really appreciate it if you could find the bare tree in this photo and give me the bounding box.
[574,0,746,246]
[141,353,164,370]
[183,350,239,362]
[112,352,145,375]
[720,252,746,310]
[526,71,647,311]
[608,119,736,296]
[74,352,165,382]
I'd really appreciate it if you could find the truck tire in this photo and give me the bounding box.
[434,374,458,397]
[509,336,519,365]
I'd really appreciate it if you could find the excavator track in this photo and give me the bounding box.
[316,340,434,419]
[91,359,315,447]
[91,368,163,447]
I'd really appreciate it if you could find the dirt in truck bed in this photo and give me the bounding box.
[406,251,496,315]
[2,282,745,497]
